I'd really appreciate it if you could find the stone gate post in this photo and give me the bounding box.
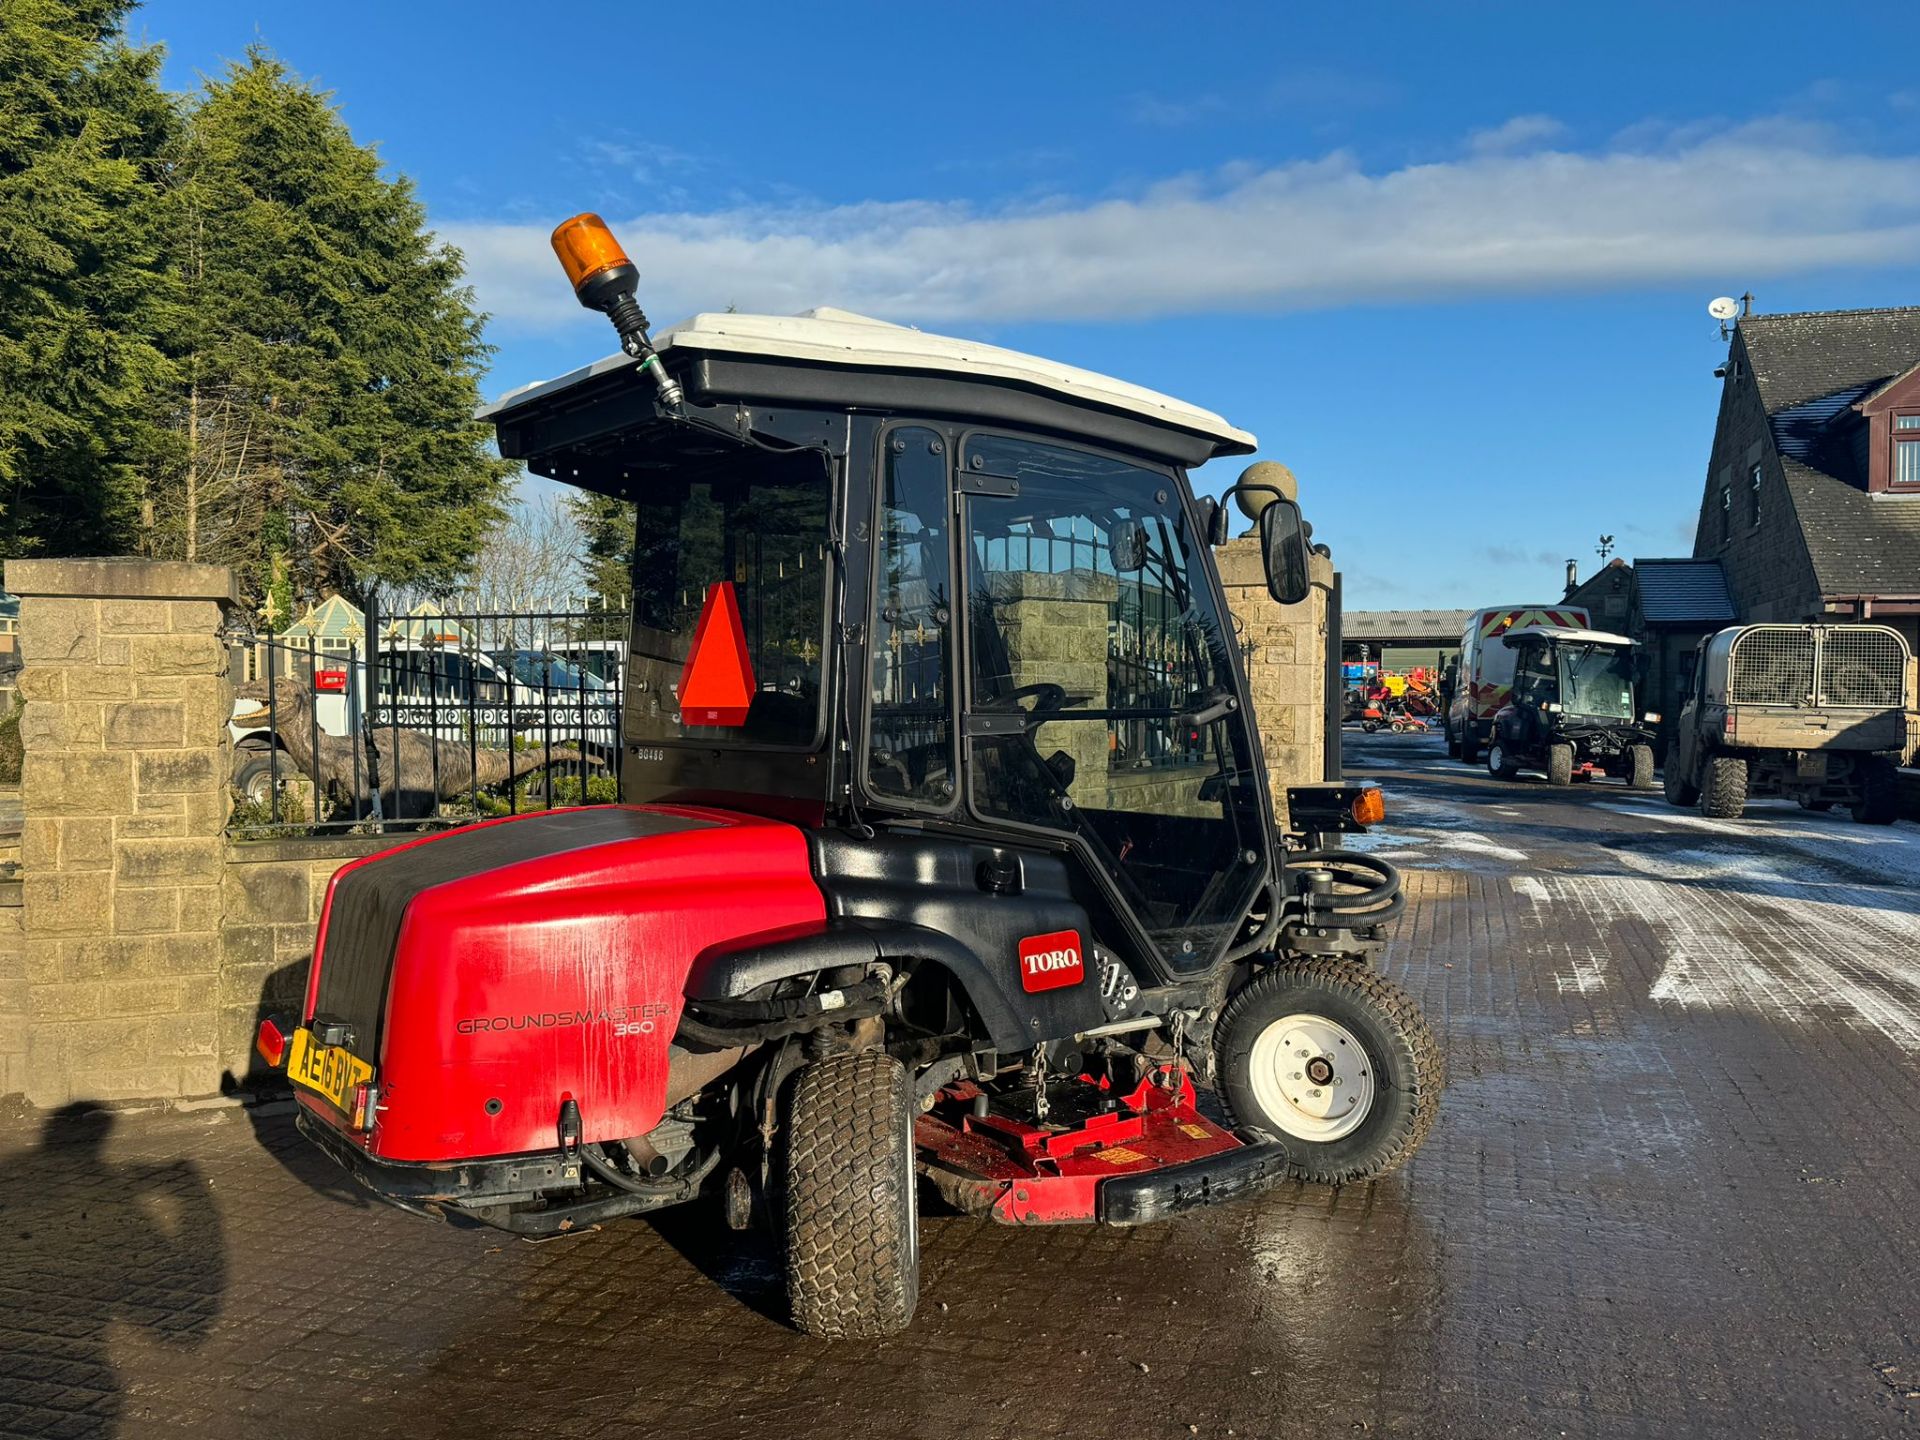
[4,559,239,1106]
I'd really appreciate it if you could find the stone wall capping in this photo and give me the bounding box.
[5,558,242,606]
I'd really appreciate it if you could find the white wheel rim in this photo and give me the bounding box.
[1487,743,1504,774]
[1247,1013,1376,1142]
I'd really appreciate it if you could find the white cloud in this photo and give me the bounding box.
[441,119,1920,337]
[1468,113,1567,153]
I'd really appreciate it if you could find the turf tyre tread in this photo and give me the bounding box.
[783,1051,918,1339]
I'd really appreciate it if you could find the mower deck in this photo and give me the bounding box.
[915,1067,1289,1225]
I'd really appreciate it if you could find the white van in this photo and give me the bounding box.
[1446,604,1592,764]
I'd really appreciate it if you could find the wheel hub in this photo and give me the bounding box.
[1246,1013,1377,1143]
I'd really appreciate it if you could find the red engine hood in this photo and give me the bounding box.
[300,804,824,1163]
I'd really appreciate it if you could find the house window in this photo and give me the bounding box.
[1749,464,1762,526]
[1720,485,1731,543]
[1898,415,1920,489]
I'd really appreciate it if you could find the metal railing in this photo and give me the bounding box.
[229,602,626,836]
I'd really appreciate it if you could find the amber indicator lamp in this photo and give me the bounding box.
[549,212,683,407]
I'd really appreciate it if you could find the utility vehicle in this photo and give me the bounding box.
[1485,626,1658,787]
[259,215,1442,1338]
[1664,622,1912,822]
[1446,603,1591,764]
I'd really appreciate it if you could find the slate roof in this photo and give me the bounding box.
[1740,307,1920,597]
[1633,559,1737,624]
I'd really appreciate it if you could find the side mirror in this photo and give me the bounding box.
[1109,518,1148,573]
[1259,498,1312,605]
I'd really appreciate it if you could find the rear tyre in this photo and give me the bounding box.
[1217,961,1445,1186]
[1459,726,1480,766]
[1445,719,1461,758]
[1700,753,1749,820]
[1663,745,1700,807]
[783,1051,918,1339]
[1852,756,1900,826]
[1546,743,1575,787]
[1627,744,1655,791]
[1486,740,1519,780]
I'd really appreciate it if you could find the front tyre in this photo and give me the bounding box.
[1486,740,1519,780]
[1663,744,1700,807]
[1546,742,1575,787]
[783,1051,918,1339]
[1627,744,1655,791]
[1217,962,1445,1186]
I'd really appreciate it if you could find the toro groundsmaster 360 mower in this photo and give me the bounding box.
[259,215,1443,1337]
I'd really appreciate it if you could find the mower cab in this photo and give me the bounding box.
[265,216,1440,1339]
[1486,626,1658,787]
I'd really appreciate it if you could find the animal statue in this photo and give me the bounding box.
[234,677,605,819]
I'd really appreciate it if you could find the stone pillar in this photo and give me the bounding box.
[1219,540,1333,830]
[5,559,238,1106]
[986,568,1115,809]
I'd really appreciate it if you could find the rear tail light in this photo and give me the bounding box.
[1351,787,1386,826]
[255,1017,290,1070]
[350,1082,379,1131]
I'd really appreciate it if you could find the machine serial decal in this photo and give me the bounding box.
[1018,930,1086,993]
[457,1002,670,1036]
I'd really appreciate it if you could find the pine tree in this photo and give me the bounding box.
[0,0,176,555]
[153,49,511,605]
[570,491,634,612]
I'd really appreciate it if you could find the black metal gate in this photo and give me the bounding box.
[229,601,626,836]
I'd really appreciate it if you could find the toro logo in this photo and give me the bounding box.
[1018,929,1085,993]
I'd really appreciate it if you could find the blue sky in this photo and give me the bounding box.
[134,1,1920,611]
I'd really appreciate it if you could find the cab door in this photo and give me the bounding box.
[955,431,1269,973]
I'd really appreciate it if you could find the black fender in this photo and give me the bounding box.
[684,915,1090,1054]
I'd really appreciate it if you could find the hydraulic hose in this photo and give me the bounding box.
[1284,850,1405,927]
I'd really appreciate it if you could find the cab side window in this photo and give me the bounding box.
[867,427,955,806]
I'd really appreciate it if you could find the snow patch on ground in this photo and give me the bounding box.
[1531,869,1920,1051]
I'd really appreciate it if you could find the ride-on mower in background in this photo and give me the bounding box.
[259,215,1443,1338]
[1485,626,1659,788]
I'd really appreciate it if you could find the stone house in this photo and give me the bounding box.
[1693,305,1920,651]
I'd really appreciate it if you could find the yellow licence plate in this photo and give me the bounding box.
[286,1027,374,1115]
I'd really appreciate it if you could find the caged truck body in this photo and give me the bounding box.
[1664,622,1912,822]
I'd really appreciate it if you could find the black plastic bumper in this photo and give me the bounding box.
[294,1105,582,1210]
[1095,1133,1291,1225]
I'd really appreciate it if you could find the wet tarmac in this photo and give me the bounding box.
[4,730,1919,1439]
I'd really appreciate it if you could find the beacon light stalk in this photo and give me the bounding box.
[549,212,683,408]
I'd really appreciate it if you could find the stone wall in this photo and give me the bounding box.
[220,839,379,1086]
[0,879,22,1098]
[988,568,1116,811]
[1219,539,1333,827]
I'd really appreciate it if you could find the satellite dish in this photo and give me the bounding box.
[1708,296,1740,321]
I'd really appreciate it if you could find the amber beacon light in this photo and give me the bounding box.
[549,212,683,407]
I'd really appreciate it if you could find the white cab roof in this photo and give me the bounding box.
[1502,625,1636,648]
[482,307,1256,454]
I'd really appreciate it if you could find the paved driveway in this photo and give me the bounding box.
[3,731,1918,1439]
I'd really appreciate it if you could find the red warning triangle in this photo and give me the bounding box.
[679,580,755,727]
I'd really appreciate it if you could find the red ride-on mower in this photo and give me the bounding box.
[259,216,1443,1338]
